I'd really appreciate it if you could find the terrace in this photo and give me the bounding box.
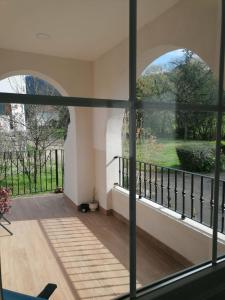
[0,194,188,300]
[0,0,224,299]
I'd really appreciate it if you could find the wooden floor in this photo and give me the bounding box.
[0,194,188,300]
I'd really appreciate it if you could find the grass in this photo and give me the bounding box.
[0,165,63,197]
[123,138,215,168]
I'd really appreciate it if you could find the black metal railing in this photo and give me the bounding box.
[0,149,64,196]
[117,156,225,234]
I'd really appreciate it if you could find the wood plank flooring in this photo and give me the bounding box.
[0,194,188,300]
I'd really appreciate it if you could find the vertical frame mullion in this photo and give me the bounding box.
[129,0,137,298]
[212,0,225,264]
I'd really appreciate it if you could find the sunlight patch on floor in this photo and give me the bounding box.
[41,217,141,300]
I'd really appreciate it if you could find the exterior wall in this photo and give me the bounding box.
[93,0,220,210]
[0,48,94,205]
[0,0,221,211]
[112,187,225,264]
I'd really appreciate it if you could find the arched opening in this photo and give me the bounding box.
[122,48,218,168]
[118,48,223,240]
[0,74,70,196]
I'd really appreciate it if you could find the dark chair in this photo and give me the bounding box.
[2,284,57,300]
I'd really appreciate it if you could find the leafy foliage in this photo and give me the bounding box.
[176,144,216,172]
[125,49,219,141]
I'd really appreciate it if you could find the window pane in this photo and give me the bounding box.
[135,0,221,291]
[217,113,225,258]
[127,108,216,288]
[0,104,130,299]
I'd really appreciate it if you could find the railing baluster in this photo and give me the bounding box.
[122,157,125,188]
[144,163,147,198]
[154,165,158,203]
[4,152,7,188]
[10,152,14,195]
[174,171,178,212]
[39,150,42,192]
[126,158,129,189]
[50,150,53,190]
[45,150,48,191]
[55,149,59,188]
[34,151,37,193]
[119,157,121,187]
[191,174,194,219]
[221,181,225,233]
[61,149,64,189]
[16,151,19,195]
[167,169,171,208]
[28,151,32,193]
[149,164,152,199]
[139,161,142,198]
[200,176,204,224]
[182,172,186,219]
[161,167,164,206]
[210,178,214,228]
[23,153,25,195]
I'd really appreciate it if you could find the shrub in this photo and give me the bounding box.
[176,144,215,172]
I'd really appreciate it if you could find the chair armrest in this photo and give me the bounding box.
[37,284,57,299]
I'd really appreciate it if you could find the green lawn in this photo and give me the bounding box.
[123,138,215,168]
[0,165,63,197]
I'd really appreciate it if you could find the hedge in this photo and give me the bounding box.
[176,144,216,172]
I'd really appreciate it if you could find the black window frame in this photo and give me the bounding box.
[0,0,224,299]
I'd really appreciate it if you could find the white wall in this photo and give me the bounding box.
[112,187,225,264]
[0,0,221,209]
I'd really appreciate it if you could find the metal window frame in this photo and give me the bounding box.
[212,0,225,264]
[0,0,223,298]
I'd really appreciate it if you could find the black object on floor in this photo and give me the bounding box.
[79,203,89,213]
[37,284,57,299]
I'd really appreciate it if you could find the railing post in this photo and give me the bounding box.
[174,171,178,212]
[161,167,164,206]
[122,157,125,188]
[126,158,129,189]
[55,149,59,187]
[167,169,171,208]
[139,161,142,198]
[119,157,121,187]
[149,164,152,199]
[200,176,204,224]
[144,163,147,198]
[4,152,7,188]
[154,166,158,203]
[210,179,214,228]
[191,174,194,219]
[181,172,186,220]
[61,149,64,189]
[221,181,225,233]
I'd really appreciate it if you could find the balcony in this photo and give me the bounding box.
[0,193,189,300]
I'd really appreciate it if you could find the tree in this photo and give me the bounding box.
[123,49,219,142]
[4,76,70,151]
[0,75,70,186]
[169,49,218,140]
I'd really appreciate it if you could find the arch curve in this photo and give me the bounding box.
[0,70,69,97]
[138,44,215,78]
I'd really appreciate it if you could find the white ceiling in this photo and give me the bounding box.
[0,0,179,61]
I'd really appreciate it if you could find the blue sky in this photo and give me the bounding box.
[152,49,184,66]
[143,49,185,75]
